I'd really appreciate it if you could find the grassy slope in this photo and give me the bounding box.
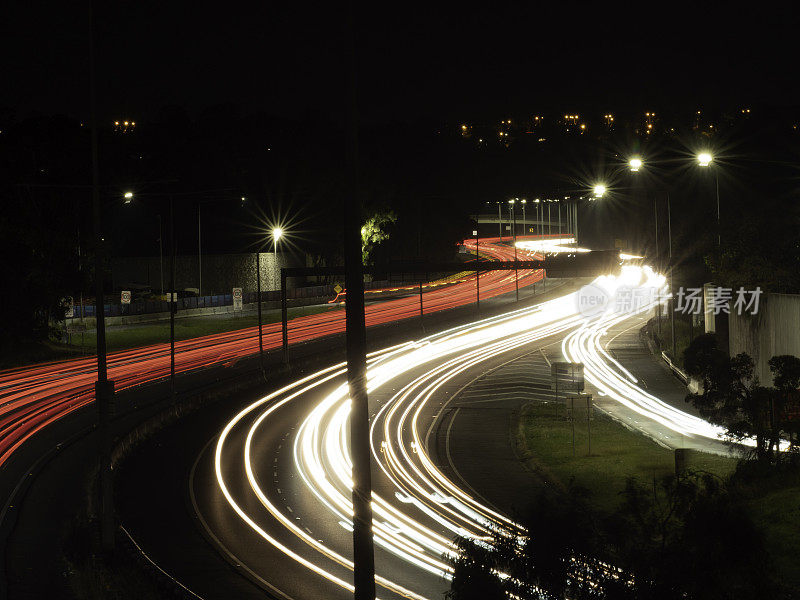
[519,400,800,589]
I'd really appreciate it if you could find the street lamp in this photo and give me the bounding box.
[593,184,607,198]
[696,152,720,245]
[629,157,643,172]
[508,199,519,300]
[123,191,133,204]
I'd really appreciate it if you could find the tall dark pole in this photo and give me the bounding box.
[715,171,721,247]
[256,250,264,376]
[653,194,659,265]
[169,195,176,403]
[197,203,202,297]
[157,214,164,295]
[475,229,480,309]
[512,203,518,301]
[668,191,676,359]
[344,5,376,599]
[497,202,502,238]
[89,0,115,552]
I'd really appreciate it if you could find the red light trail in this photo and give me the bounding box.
[0,238,543,468]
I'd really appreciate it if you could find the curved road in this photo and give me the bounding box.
[190,265,732,600]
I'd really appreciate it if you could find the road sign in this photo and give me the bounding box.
[233,287,243,311]
[565,394,593,418]
[334,284,343,294]
[472,230,478,236]
[64,296,74,318]
[550,362,584,391]
[121,290,131,305]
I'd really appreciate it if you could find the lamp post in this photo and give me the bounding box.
[697,152,720,246]
[627,157,676,355]
[509,199,519,301]
[521,199,527,236]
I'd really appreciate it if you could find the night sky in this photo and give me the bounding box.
[3,2,799,124]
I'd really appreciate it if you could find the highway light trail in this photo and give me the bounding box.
[0,238,541,470]
[210,265,708,599]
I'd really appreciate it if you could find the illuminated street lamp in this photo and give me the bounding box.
[123,191,133,204]
[629,157,643,172]
[696,152,720,245]
[697,152,713,167]
[593,184,607,198]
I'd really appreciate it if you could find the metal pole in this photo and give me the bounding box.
[558,202,561,234]
[419,279,424,329]
[512,205,518,301]
[654,194,659,265]
[498,202,502,238]
[666,192,672,260]
[256,251,264,375]
[715,171,721,247]
[157,214,164,295]
[574,202,579,245]
[89,0,115,552]
[475,230,480,309]
[198,203,202,297]
[587,396,592,456]
[281,269,288,364]
[344,4,376,596]
[668,191,676,358]
[548,203,551,235]
[169,195,176,403]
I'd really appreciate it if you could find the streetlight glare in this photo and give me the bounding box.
[629,157,643,172]
[593,184,607,198]
[697,152,713,167]
[123,191,133,203]
[272,227,284,241]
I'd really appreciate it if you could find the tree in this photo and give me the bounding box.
[769,355,800,450]
[683,334,771,459]
[447,474,776,599]
[360,209,397,265]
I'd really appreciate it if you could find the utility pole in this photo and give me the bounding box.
[197,203,202,297]
[511,203,518,301]
[256,251,265,376]
[474,229,480,310]
[89,0,115,552]
[344,4,376,599]
[169,195,176,403]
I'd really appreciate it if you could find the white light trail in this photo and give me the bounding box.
[211,267,738,599]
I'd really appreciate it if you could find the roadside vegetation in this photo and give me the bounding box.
[449,337,800,598]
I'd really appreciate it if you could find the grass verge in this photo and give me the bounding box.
[1,304,339,368]
[518,400,800,590]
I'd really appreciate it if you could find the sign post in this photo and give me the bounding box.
[565,393,593,456]
[232,287,243,312]
[121,290,131,305]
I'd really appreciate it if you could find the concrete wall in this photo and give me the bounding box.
[112,252,301,294]
[729,293,800,385]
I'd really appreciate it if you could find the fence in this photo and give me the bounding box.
[67,280,394,319]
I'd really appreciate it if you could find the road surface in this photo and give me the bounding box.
[191,265,733,600]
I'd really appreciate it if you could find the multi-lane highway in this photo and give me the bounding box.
[191,265,733,600]
[0,237,546,472]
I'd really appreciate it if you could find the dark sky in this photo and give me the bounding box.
[3,2,798,123]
